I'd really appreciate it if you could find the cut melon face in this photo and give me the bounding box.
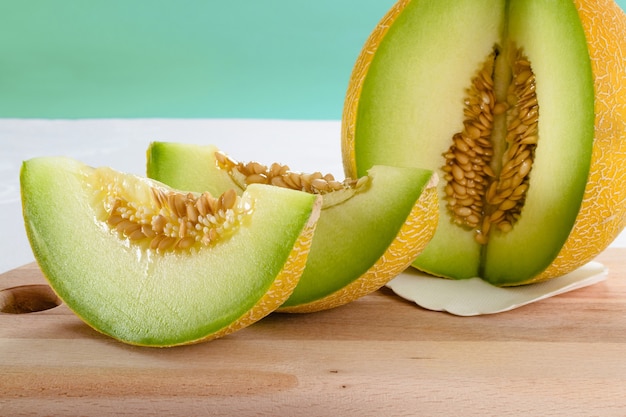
[147,142,235,198]
[147,142,438,312]
[343,0,598,285]
[20,156,321,346]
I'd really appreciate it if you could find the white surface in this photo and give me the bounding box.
[386,261,608,316]
[1,118,625,275]
[0,118,344,274]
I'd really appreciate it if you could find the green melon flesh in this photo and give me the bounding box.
[20,156,320,346]
[147,142,435,309]
[348,0,594,285]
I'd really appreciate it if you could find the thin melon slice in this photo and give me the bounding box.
[20,156,321,347]
[147,142,438,313]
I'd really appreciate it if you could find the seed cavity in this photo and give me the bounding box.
[443,46,538,244]
[214,151,370,208]
[97,170,253,252]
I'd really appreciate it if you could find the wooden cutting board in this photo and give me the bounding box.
[1,249,625,417]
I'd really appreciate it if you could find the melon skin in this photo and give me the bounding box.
[341,0,626,285]
[146,142,439,312]
[21,156,320,347]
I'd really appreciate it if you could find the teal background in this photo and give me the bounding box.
[1,0,625,120]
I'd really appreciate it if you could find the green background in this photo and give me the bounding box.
[1,0,625,120]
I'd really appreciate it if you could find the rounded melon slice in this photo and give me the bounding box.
[342,0,626,285]
[147,142,439,313]
[20,156,321,347]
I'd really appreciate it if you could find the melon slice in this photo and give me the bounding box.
[20,156,321,346]
[147,142,438,313]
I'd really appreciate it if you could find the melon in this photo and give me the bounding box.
[147,142,438,312]
[20,156,321,346]
[342,0,626,285]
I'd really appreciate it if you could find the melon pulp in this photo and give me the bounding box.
[20,156,321,346]
[147,142,439,313]
[342,0,626,285]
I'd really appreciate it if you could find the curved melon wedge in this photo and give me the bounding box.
[147,142,439,313]
[20,157,321,347]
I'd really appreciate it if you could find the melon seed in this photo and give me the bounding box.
[442,46,538,244]
[214,151,364,195]
[103,184,253,252]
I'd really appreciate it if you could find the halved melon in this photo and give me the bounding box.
[147,142,439,313]
[342,0,626,285]
[21,156,321,346]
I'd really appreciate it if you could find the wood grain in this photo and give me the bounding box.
[1,249,625,416]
